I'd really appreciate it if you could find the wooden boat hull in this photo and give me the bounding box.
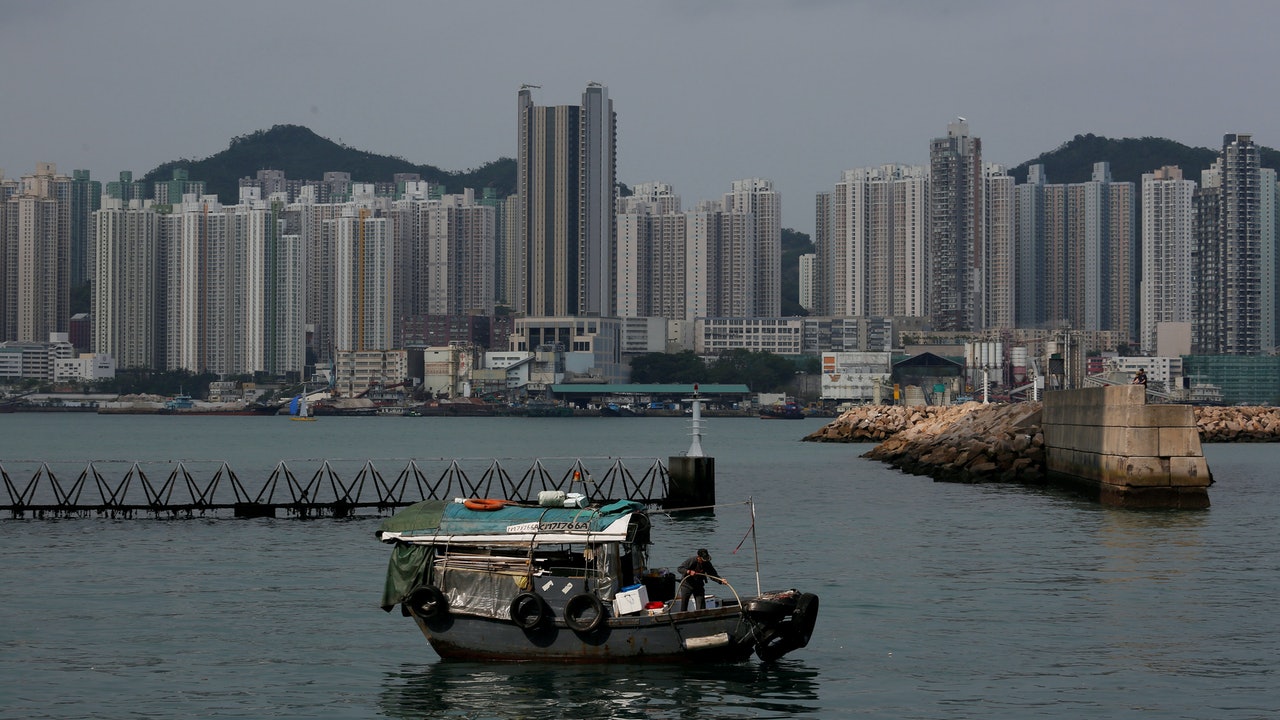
[413,607,758,663]
[406,590,818,663]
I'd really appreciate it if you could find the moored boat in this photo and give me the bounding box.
[376,498,818,663]
[759,398,805,420]
[289,394,317,421]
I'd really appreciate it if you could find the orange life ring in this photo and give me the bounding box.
[463,498,507,511]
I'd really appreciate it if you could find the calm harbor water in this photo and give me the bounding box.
[1,413,1278,719]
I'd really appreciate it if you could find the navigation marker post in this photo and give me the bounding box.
[667,383,716,510]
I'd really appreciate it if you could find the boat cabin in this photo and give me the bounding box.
[378,500,672,624]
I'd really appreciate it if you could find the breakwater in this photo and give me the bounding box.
[806,401,1274,500]
[805,403,1280,445]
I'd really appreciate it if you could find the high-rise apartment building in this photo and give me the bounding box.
[929,119,982,332]
[153,168,205,206]
[1076,163,1136,335]
[1014,163,1134,335]
[981,164,1016,330]
[93,198,158,368]
[615,182,684,319]
[70,169,101,288]
[1014,165,1048,328]
[689,200,757,320]
[420,190,496,317]
[517,83,616,317]
[723,178,781,317]
[170,195,232,372]
[827,165,929,319]
[813,192,832,315]
[160,191,305,376]
[1,163,72,342]
[0,172,16,341]
[798,253,816,312]
[1193,134,1276,354]
[332,200,394,353]
[290,186,343,363]
[104,171,146,203]
[1140,166,1196,354]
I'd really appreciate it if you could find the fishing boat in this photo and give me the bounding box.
[376,497,819,663]
[163,390,195,412]
[289,394,317,421]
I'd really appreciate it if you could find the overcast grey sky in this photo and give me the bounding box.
[2,0,1277,235]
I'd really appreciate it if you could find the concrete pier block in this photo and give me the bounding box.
[1042,388,1210,508]
[1169,456,1212,487]
[666,456,715,509]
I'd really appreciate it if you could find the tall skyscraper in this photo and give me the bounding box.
[171,194,232,372]
[1014,163,1135,335]
[394,185,495,322]
[517,83,616,317]
[0,171,17,341]
[929,119,982,332]
[1140,166,1196,354]
[687,200,756,320]
[70,169,101,288]
[981,164,1016,330]
[723,178,782,317]
[1076,163,1136,335]
[827,165,929,319]
[93,197,158,368]
[1,163,72,342]
[798,253,816,312]
[1193,134,1276,354]
[161,190,305,376]
[332,199,394,353]
[813,192,832,315]
[423,190,496,316]
[1014,165,1048,328]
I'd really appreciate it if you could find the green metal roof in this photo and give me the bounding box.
[549,383,751,394]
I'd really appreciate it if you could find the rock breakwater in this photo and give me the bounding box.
[806,403,1280,444]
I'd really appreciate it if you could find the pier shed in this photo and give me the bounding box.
[548,383,751,410]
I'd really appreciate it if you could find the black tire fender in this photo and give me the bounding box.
[563,593,606,633]
[408,585,448,618]
[510,592,551,629]
[792,593,819,645]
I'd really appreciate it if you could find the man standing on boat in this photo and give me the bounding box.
[677,549,725,611]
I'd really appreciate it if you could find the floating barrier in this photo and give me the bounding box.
[0,457,670,519]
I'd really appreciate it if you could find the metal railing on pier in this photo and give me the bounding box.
[0,457,670,519]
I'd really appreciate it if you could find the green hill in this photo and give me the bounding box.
[140,124,515,201]
[1009,133,1280,185]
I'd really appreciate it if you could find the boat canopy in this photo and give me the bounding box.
[377,499,646,612]
[376,499,646,547]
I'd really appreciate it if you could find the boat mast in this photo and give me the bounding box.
[750,496,761,595]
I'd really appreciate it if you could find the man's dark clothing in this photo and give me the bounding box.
[677,554,720,611]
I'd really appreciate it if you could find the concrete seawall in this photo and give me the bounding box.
[1041,385,1209,509]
